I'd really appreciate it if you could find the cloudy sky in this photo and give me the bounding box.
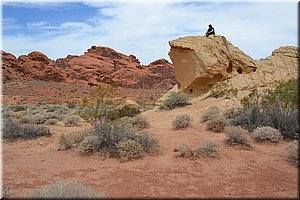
[2,0,298,64]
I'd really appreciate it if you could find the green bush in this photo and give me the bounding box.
[206,117,229,132]
[78,136,99,155]
[64,115,81,127]
[224,126,252,148]
[193,140,219,157]
[287,141,298,164]
[30,181,105,198]
[252,126,283,142]
[3,118,50,140]
[172,114,192,130]
[201,106,221,122]
[116,138,144,162]
[159,92,190,110]
[211,78,238,99]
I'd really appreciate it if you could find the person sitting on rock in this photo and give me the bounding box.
[205,24,215,37]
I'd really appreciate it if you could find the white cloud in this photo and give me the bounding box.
[2,1,298,64]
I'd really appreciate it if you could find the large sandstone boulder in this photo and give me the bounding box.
[168,35,298,97]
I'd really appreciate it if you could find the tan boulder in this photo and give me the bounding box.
[168,35,257,96]
[169,35,298,98]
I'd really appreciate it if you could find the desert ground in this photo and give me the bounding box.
[2,83,298,198]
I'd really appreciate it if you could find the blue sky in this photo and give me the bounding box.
[1,0,298,64]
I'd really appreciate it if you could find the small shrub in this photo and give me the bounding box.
[2,185,10,198]
[159,92,190,110]
[119,105,140,118]
[30,181,105,198]
[223,107,243,120]
[19,114,32,124]
[64,115,81,127]
[136,131,159,153]
[45,118,59,125]
[46,105,60,112]
[118,115,150,131]
[224,126,252,148]
[58,134,73,150]
[178,143,192,157]
[3,118,50,140]
[10,104,28,112]
[78,136,99,155]
[116,138,144,162]
[252,126,283,142]
[206,117,229,132]
[193,140,219,157]
[287,141,298,164]
[201,106,221,122]
[172,114,192,130]
[31,113,46,124]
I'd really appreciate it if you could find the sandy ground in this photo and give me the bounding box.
[2,98,298,198]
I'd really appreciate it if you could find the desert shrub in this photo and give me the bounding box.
[178,143,192,157]
[2,109,14,119]
[64,115,81,127]
[118,105,140,118]
[172,114,192,130]
[223,107,243,120]
[31,113,46,124]
[231,80,299,140]
[45,112,61,120]
[287,141,298,164]
[10,104,28,112]
[206,117,229,132]
[58,134,73,150]
[201,106,221,122]
[31,181,105,198]
[79,85,116,128]
[159,92,190,110]
[46,105,61,112]
[19,114,32,124]
[78,136,99,155]
[252,126,283,142]
[118,115,150,131]
[3,118,50,140]
[66,101,77,109]
[45,118,59,125]
[116,138,144,162]
[224,126,252,148]
[193,140,219,157]
[136,131,159,153]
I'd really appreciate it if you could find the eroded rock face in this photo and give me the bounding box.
[168,35,298,96]
[2,47,178,90]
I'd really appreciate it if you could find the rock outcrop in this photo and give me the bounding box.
[2,46,178,90]
[168,35,298,97]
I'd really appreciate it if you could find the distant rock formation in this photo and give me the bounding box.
[168,35,298,96]
[2,46,178,90]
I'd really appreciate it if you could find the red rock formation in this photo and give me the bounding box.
[2,46,178,90]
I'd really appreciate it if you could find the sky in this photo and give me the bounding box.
[1,0,298,64]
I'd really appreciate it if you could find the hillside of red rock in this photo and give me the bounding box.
[2,46,178,90]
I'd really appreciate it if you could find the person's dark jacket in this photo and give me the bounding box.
[206,27,215,37]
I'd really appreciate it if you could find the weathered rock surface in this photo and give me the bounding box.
[2,46,178,90]
[168,35,298,96]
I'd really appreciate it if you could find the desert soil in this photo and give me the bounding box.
[2,95,298,198]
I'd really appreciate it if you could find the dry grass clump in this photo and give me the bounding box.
[116,138,144,162]
[252,126,283,142]
[30,181,105,198]
[64,115,81,127]
[224,126,252,148]
[287,141,298,164]
[172,114,192,130]
[201,106,221,122]
[136,131,160,153]
[206,117,229,132]
[178,143,193,157]
[193,140,220,157]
